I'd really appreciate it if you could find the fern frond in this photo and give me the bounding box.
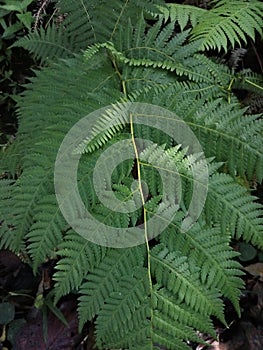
[1,2,262,348]
[94,40,224,85]
[0,140,22,177]
[58,0,162,47]
[53,230,107,301]
[131,86,263,181]
[0,52,121,265]
[151,244,225,323]
[152,309,205,350]
[207,173,263,248]
[158,3,207,30]
[153,288,216,338]
[14,0,163,63]
[190,0,263,52]
[189,101,263,181]
[78,246,146,329]
[159,1,263,53]
[14,25,76,64]
[93,229,232,348]
[95,267,151,349]
[25,193,66,271]
[0,180,18,249]
[83,14,235,93]
[0,175,46,253]
[162,222,244,312]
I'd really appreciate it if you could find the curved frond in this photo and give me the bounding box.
[133,85,263,181]
[0,52,121,265]
[14,25,76,64]
[191,1,263,52]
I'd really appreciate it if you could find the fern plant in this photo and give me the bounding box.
[1,1,263,349]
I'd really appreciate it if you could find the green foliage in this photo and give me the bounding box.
[0,0,35,143]
[160,0,263,52]
[14,0,163,63]
[0,1,263,349]
[0,0,34,38]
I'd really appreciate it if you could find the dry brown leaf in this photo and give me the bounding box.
[243,263,263,281]
[206,341,231,350]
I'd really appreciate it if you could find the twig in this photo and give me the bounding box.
[34,0,50,31]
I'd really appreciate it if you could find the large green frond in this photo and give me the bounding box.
[0,53,121,264]
[189,101,263,181]
[191,0,263,52]
[134,86,263,181]
[159,1,263,52]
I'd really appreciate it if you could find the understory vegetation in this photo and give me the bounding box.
[0,1,263,349]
